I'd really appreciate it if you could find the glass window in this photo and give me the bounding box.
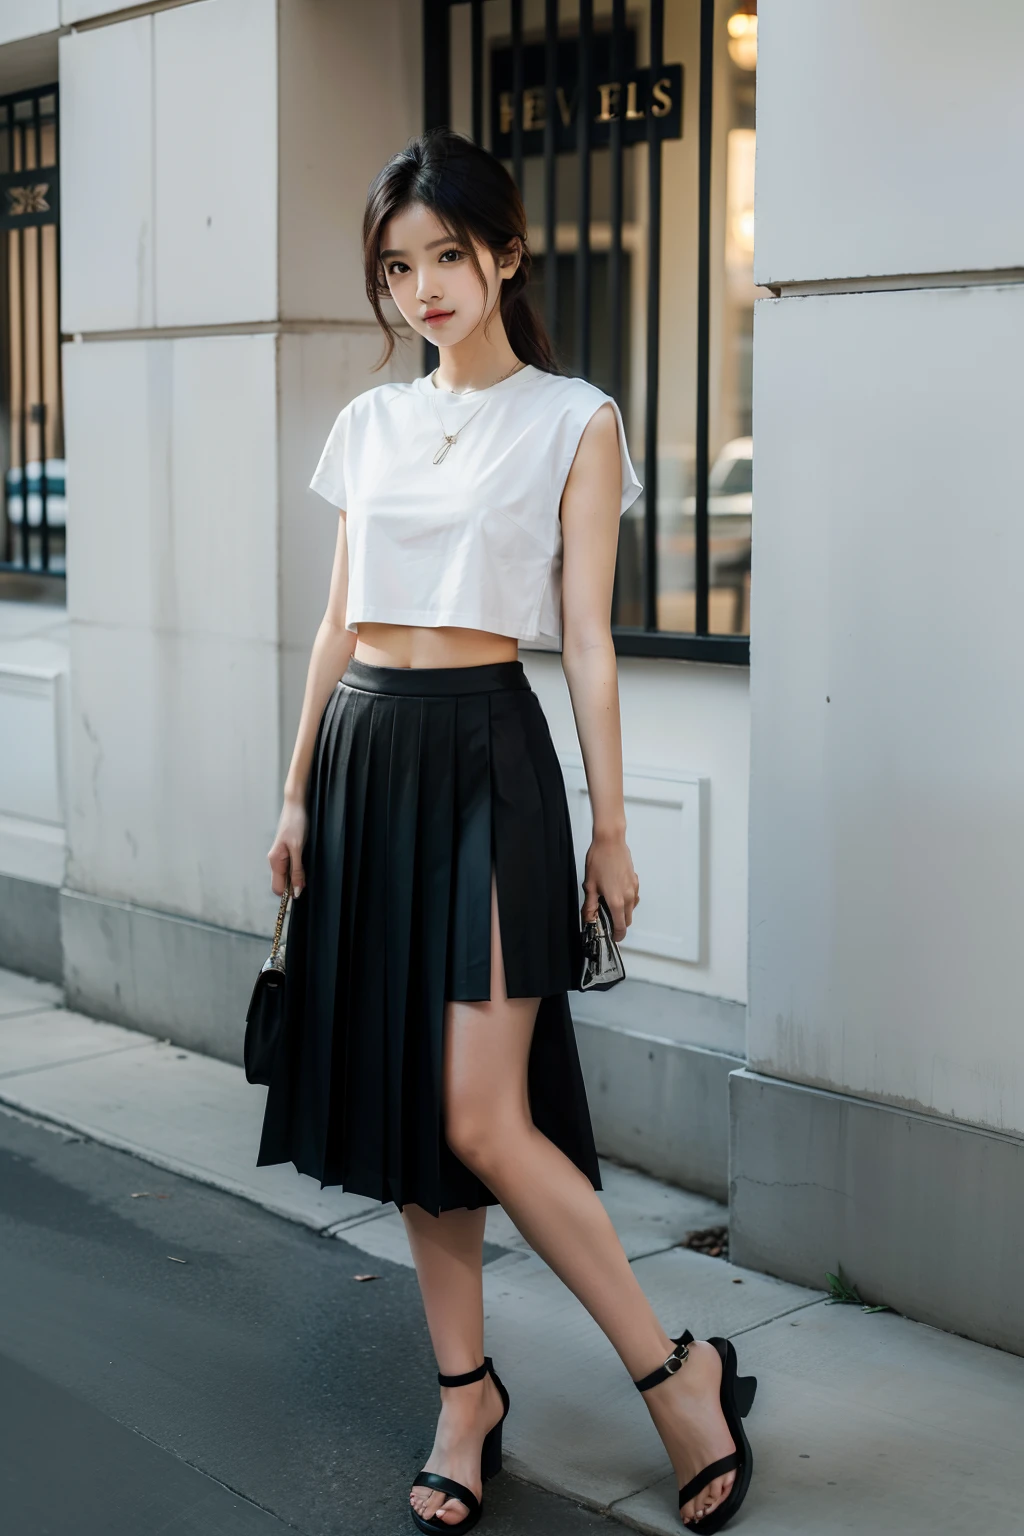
[708,0,755,636]
[427,0,756,659]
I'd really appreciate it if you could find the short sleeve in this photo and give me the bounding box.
[309,400,353,509]
[569,390,643,518]
[603,395,644,518]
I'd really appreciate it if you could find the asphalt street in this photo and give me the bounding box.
[0,1105,614,1536]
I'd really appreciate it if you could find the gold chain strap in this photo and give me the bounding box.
[270,890,290,963]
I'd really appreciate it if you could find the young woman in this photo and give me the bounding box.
[256,128,756,1533]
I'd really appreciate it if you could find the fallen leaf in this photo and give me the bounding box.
[353,1273,380,1282]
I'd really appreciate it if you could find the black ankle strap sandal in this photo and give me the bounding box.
[632,1330,758,1532]
[410,1357,510,1534]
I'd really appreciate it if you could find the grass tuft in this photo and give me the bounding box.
[825,1265,892,1313]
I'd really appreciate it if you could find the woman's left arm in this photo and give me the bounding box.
[559,402,640,941]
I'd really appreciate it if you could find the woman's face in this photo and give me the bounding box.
[380,202,518,348]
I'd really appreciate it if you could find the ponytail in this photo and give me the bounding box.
[500,274,561,374]
[363,127,564,376]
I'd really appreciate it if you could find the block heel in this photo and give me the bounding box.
[734,1373,757,1419]
[480,1417,503,1482]
[632,1330,757,1532]
[410,1358,510,1534]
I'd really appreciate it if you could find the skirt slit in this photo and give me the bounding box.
[256,655,602,1215]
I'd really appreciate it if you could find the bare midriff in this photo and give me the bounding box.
[353,622,519,670]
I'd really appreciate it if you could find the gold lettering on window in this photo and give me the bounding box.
[523,86,546,130]
[596,82,621,122]
[500,75,673,131]
[651,76,673,116]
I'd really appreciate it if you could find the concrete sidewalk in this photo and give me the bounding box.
[1,966,1021,1535]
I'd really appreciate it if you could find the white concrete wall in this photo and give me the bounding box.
[755,0,1024,285]
[60,0,278,333]
[59,0,283,942]
[0,1,58,45]
[62,334,282,933]
[56,0,421,955]
[749,283,1024,1135]
[527,652,750,1006]
[749,1,1024,1137]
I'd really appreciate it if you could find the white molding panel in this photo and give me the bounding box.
[0,662,68,886]
[0,812,66,886]
[559,757,705,964]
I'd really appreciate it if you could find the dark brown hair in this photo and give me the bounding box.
[362,127,562,375]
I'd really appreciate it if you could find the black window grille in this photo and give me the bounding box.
[423,0,754,664]
[0,84,63,579]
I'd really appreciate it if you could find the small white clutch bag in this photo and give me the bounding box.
[580,893,626,992]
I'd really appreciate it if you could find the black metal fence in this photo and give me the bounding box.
[0,84,64,578]
[423,0,751,664]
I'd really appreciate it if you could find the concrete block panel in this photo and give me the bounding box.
[60,888,268,1063]
[167,334,278,641]
[65,619,281,935]
[730,1069,1024,1356]
[749,283,1024,1136]
[578,1019,739,1202]
[63,335,278,643]
[59,18,154,333]
[0,1,58,45]
[63,338,165,630]
[756,1,1024,284]
[0,873,61,982]
[154,0,277,326]
[572,974,746,1057]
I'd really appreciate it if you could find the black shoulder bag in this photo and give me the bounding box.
[244,891,291,1085]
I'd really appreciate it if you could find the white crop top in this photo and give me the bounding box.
[309,363,643,647]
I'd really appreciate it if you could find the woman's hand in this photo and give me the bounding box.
[268,795,308,898]
[582,832,639,942]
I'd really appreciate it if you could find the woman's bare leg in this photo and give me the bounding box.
[439,876,737,1527]
[403,1204,505,1525]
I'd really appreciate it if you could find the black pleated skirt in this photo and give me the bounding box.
[256,656,602,1215]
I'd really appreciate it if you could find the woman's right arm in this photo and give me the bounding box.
[267,511,356,897]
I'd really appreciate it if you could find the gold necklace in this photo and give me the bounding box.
[428,359,526,464]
